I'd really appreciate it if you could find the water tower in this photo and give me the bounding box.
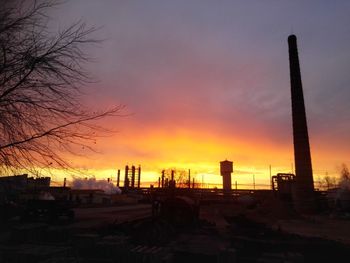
[220,160,233,192]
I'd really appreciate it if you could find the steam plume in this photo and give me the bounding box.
[71,177,122,194]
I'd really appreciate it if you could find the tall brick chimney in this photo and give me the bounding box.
[288,35,315,213]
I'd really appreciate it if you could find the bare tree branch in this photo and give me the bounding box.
[0,0,123,174]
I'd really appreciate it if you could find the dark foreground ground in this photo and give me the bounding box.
[1,196,350,263]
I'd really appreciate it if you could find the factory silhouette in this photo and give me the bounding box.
[1,35,350,262]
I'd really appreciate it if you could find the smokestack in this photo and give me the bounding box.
[188,169,191,189]
[117,169,120,187]
[124,165,129,188]
[170,170,176,188]
[171,170,174,181]
[161,170,165,188]
[63,178,66,188]
[137,166,141,188]
[131,165,136,188]
[288,34,315,213]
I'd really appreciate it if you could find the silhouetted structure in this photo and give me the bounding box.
[169,170,176,188]
[220,160,233,192]
[0,174,51,194]
[272,173,295,201]
[288,35,315,213]
[137,166,141,188]
[131,166,136,188]
[161,170,165,188]
[123,165,142,189]
[124,165,129,189]
[116,169,120,187]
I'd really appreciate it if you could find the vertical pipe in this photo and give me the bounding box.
[137,166,141,188]
[161,170,165,188]
[131,165,135,188]
[117,169,120,187]
[124,165,129,188]
[170,170,175,188]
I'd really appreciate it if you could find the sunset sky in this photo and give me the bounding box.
[48,1,350,188]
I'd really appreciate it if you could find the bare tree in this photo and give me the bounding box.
[323,175,337,190]
[160,168,191,188]
[340,163,350,181]
[0,1,122,173]
[339,163,350,190]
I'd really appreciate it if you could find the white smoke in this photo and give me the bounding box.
[71,177,122,194]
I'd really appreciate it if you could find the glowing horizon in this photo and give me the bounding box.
[44,124,344,191]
